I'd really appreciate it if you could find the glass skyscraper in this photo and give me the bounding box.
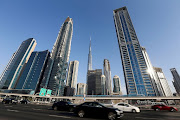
[113,75,121,94]
[103,59,112,95]
[40,17,73,96]
[87,37,92,71]
[154,67,172,97]
[66,60,79,95]
[170,68,180,95]
[101,75,106,95]
[77,83,87,95]
[87,69,102,95]
[141,47,164,96]
[0,38,37,89]
[15,50,49,93]
[113,7,155,96]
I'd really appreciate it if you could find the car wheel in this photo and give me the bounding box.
[108,112,116,120]
[155,108,160,111]
[78,110,85,118]
[170,108,176,112]
[54,106,58,111]
[132,109,136,113]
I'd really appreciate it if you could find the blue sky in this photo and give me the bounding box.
[0,0,180,94]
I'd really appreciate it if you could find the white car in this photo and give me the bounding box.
[113,103,140,113]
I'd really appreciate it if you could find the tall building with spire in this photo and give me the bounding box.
[0,38,36,89]
[40,17,73,96]
[87,37,92,71]
[113,7,155,96]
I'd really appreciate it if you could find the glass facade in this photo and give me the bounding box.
[170,68,180,95]
[40,17,73,96]
[0,38,36,89]
[101,75,106,95]
[66,61,79,90]
[113,75,121,94]
[77,83,86,95]
[15,50,49,92]
[154,67,172,97]
[113,7,155,96]
[103,59,112,95]
[87,69,102,95]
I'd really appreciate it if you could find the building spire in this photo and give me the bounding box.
[87,37,92,71]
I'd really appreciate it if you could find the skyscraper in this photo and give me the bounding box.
[101,75,106,95]
[0,38,36,89]
[113,75,121,94]
[154,67,172,97]
[170,68,180,95]
[40,17,73,96]
[103,59,112,95]
[66,60,79,95]
[87,69,102,95]
[87,37,92,71]
[15,50,49,93]
[141,47,164,96]
[113,7,155,96]
[77,83,87,95]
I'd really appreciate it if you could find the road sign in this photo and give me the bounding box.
[46,89,52,97]
[39,88,46,96]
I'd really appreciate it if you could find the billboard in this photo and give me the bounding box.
[39,88,47,96]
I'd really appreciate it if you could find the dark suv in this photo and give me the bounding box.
[20,99,30,104]
[74,102,123,120]
[52,101,75,112]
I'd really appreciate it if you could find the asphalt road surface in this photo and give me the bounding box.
[0,103,180,120]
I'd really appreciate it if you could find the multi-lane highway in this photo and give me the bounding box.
[0,103,180,120]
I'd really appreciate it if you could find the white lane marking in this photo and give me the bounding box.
[5,106,13,107]
[32,108,42,110]
[143,118,157,120]
[135,117,157,119]
[7,109,19,112]
[49,115,71,119]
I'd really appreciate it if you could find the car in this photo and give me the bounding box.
[151,104,178,112]
[2,98,18,104]
[52,101,75,112]
[74,102,123,120]
[113,103,140,113]
[20,99,30,104]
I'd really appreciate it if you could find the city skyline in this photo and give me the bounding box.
[0,0,180,94]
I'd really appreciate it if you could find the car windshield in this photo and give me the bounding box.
[97,103,105,107]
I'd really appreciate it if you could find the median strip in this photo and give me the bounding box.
[49,115,71,119]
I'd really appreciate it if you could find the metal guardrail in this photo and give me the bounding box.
[0,93,180,100]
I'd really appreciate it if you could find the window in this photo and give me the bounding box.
[118,103,124,106]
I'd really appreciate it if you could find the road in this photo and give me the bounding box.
[0,103,180,120]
